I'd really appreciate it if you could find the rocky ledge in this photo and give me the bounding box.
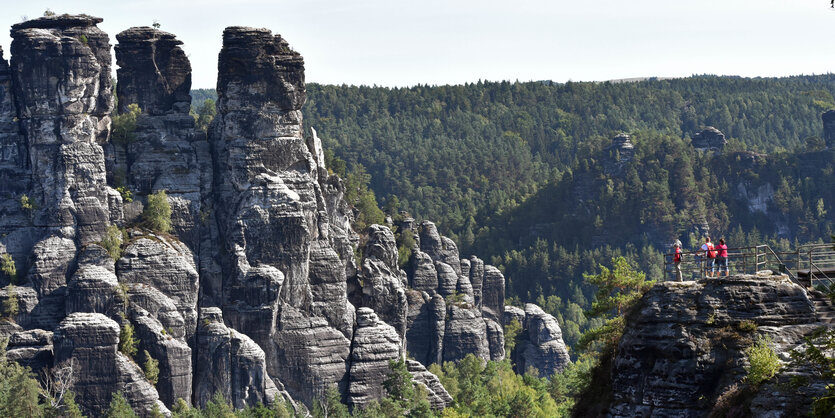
[599,272,822,417]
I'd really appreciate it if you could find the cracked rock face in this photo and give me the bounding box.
[10,14,118,244]
[0,14,535,414]
[360,225,408,343]
[210,26,355,407]
[606,273,818,417]
[54,313,168,417]
[402,222,506,366]
[347,308,401,408]
[115,27,192,116]
[507,304,570,378]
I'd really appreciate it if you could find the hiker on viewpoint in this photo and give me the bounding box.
[716,238,729,276]
[673,240,683,282]
[701,237,717,277]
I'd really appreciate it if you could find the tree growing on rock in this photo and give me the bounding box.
[143,190,172,234]
[3,286,18,319]
[105,391,137,418]
[0,254,16,285]
[118,323,138,359]
[578,256,654,353]
[111,103,141,145]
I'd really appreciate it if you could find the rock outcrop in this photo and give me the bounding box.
[406,359,453,409]
[0,13,549,415]
[604,133,635,175]
[347,308,401,408]
[691,126,727,150]
[54,313,168,416]
[209,25,355,407]
[823,109,835,149]
[601,272,819,417]
[504,304,570,378]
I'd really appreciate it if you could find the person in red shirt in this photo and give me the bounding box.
[716,238,729,276]
[700,237,717,277]
[673,240,683,281]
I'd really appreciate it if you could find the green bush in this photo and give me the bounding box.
[143,190,172,233]
[737,320,758,333]
[116,186,133,203]
[19,195,34,214]
[0,339,43,417]
[119,323,138,359]
[312,386,349,418]
[105,391,137,418]
[0,254,16,284]
[100,225,125,262]
[396,229,415,268]
[2,286,18,319]
[504,318,522,354]
[142,350,159,386]
[746,335,781,386]
[111,103,141,145]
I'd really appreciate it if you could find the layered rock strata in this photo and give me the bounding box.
[402,220,507,366]
[503,304,570,378]
[0,13,569,415]
[604,272,819,417]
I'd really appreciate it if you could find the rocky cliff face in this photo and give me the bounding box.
[503,304,571,378]
[399,220,507,365]
[0,13,572,416]
[691,126,727,150]
[823,109,835,149]
[595,272,822,417]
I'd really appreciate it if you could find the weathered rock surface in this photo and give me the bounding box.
[132,307,192,408]
[401,223,506,365]
[823,109,835,149]
[6,329,53,373]
[118,235,199,341]
[406,359,453,409]
[193,308,284,409]
[115,27,191,116]
[360,225,408,342]
[604,273,818,417]
[54,313,168,417]
[11,14,119,244]
[347,308,401,408]
[691,126,727,150]
[508,304,570,378]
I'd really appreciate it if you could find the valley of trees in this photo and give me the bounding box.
[192,75,835,351]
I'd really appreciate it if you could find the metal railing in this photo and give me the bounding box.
[664,243,835,288]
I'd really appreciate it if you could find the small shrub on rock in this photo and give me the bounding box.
[143,190,172,234]
[119,323,138,359]
[142,350,159,385]
[745,335,781,386]
[100,225,125,261]
[0,254,16,284]
[2,285,18,319]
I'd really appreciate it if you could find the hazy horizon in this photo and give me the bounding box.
[1,0,833,89]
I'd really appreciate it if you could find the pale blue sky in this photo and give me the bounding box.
[0,0,833,88]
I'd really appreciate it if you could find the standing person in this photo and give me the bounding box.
[673,240,683,282]
[716,238,729,276]
[700,237,717,277]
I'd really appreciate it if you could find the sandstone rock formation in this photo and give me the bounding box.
[604,133,635,175]
[823,109,835,149]
[602,272,819,417]
[504,304,570,378]
[691,126,727,150]
[0,13,569,416]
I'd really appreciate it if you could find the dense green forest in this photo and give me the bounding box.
[192,74,835,349]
